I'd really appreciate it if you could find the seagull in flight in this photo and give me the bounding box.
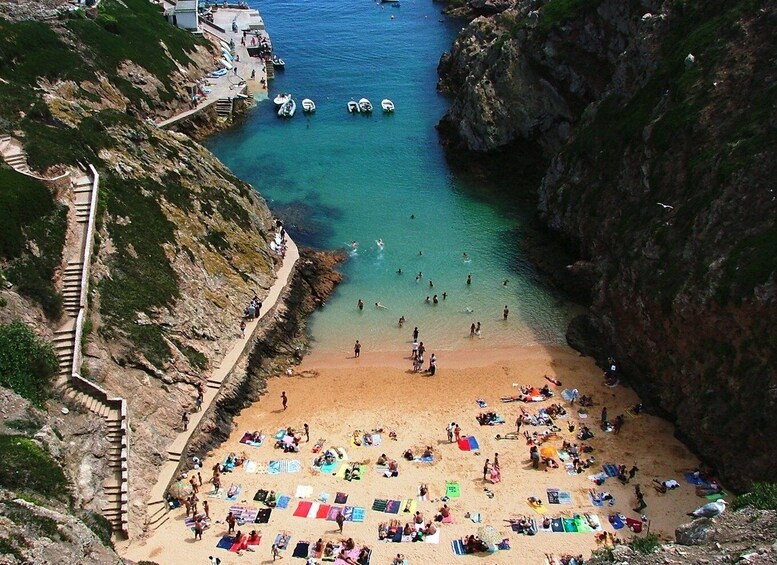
[687,499,727,519]
[657,202,674,210]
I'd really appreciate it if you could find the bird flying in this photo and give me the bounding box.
[657,202,674,210]
[687,499,727,519]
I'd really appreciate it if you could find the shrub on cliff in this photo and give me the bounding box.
[733,483,777,511]
[0,435,68,499]
[0,321,58,406]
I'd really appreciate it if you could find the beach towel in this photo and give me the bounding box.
[316,459,338,474]
[391,530,403,543]
[318,492,331,503]
[357,548,371,565]
[372,499,388,512]
[546,489,561,504]
[385,500,401,514]
[276,495,291,509]
[558,491,572,504]
[335,492,348,504]
[476,399,488,408]
[342,506,354,521]
[274,532,291,550]
[268,461,281,475]
[244,460,257,473]
[562,518,578,533]
[416,454,434,463]
[425,530,441,544]
[327,506,342,521]
[316,504,331,519]
[226,484,242,501]
[312,439,325,453]
[609,514,625,530]
[401,499,417,514]
[468,512,482,523]
[589,493,604,506]
[587,514,603,531]
[371,433,382,446]
[589,472,607,484]
[603,464,619,477]
[273,428,286,440]
[443,515,454,524]
[295,485,313,499]
[223,457,236,471]
[292,541,310,558]
[241,507,259,523]
[626,517,643,533]
[452,539,466,555]
[240,433,264,447]
[446,481,461,498]
[217,535,235,550]
[254,489,268,502]
[550,518,564,532]
[684,472,709,486]
[293,501,312,517]
[706,492,727,501]
[302,502,317,519]
[279,460,301,473]
[255,508,272,523]
[467,436,480,450]
[457,438,471,451]
[573,515,592,532]
[352,507,365,522]
[538,519,553,533]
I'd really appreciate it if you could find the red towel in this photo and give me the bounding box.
[457,437,471,451]
[316,504,331,519]
[293,501,313,517]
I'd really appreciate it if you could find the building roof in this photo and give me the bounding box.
[175,0,197,13]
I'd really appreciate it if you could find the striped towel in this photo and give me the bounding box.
[268,461,281,475]
[351,507,365,522]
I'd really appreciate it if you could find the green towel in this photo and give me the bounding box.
[574,515,593,532]
[706,492,727,501]
[446,481,461,498]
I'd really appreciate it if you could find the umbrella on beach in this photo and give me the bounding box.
[476,525,502,552]
[169,480,193,500]
[540,445,558,459]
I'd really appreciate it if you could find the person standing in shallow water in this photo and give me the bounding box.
[503,305,509,320]
[357,299,364,310]
[466,274,472,285]
[354,340,361,358]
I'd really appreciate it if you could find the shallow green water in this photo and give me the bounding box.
[206,0,578,353]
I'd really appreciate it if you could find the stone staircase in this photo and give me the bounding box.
[49,165,130,537]
[215,98,234,118]
[0,135,69,182]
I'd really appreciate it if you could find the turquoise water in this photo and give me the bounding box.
[206,0,578,352]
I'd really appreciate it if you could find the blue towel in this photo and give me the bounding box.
[467,436,480,450]
[551,518,564,532]
[452,539,466,555]
[352,507,365,522]
[603,464,619,477]
[684,472,709,486]
[392,529,403,543]
[589,493,604,507]
[217,536,235,549]
[610,515,625,530]
[268,461,281,475]
[320,460,338,474]
[276,495,291,509]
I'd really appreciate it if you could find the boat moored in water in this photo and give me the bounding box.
[301,98,316,113]
[358,98,373,113]
[381,99,395,112]
[272,54,286,69]
[278,98,296,118]
[347,100,360,113]
[273,93,292,106]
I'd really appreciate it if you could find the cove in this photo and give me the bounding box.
[205,0,579,352]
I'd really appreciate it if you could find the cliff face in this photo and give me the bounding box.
[438,0,777,488]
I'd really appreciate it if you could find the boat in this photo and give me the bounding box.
[301,98,316,113]
[347,100,360,113]
[272,54,286,69]
[278,98,296,118]
[358,98,373,113]
[273,93,291,106]
[381,0,400,3]
[381,99,395,112]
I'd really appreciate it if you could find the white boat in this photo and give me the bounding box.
[381,99,395,112]
[301,98,316,113]
[278,98,296,118]
[347,100,360,113]
[358,98,373,113]
[272,54,286,69]
[273,93,292,106]
[220,58,233,70]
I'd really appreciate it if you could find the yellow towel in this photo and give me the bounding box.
[402,499,417,514]
[529,501,548,514]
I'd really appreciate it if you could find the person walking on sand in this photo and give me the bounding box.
[428,353,437,375]
[446,422,454,443]
[470,323,476,338]
[454,423,461,442]
[411,339,419,360]
[503,305,509,320]
[304,423,310,442]
[601,406,608,426]
[475,322,481,337]
[494,453,500,470]
[281,391,288,411]
[413,326,419,341]
[354,340,361,358]
[336,510,345,533]
[226,511,236,534]
[271,543,281,561]
[483,459,490,481]
[203,500,210,519]
[194,517,203,540]
[515,416,523,435]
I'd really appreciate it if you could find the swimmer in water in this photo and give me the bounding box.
[350,240,358,249]
[397,268,403,274]
[465,307,474,314]
[442,292,447,300]
[466,274,472,285]
[429,280,434,288]
[463,252,470,262]
[399,316,405,327]
[503,279,509,285]
[375,302,388,310]
[377,239,384,249]
[419,250,423,256]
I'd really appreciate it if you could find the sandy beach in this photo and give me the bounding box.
[124,344,714,565]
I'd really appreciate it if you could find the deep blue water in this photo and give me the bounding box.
[205,0,578,353]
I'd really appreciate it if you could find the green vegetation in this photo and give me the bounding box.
[0,321,58,406]
[4,418,42,435]
[173,339,208,372]
[537,0,599,35]
[0,168,67,317]
[3,500,70,542]
[99,175,180,365]
[733,482,777,511]
[76,509,113,547]
[0,435,68,499]
[630,533,662,554]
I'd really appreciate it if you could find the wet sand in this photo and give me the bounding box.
[123,345,713,565]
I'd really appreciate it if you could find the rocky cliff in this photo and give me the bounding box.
[438,0,777,489]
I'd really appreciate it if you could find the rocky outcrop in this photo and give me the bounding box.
[438,0,777,488]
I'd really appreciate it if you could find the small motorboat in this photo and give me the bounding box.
[347,100,360,113]
[381,0,400,3]
[301,98,316,113]
[358,98,373,113]
[272,54,286,69]
[273,93,291,106]
[278,98,296,118]
[381,99,395,112]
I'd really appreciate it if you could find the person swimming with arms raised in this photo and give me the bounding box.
[376,238,384,250]
[375,302,388,310]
